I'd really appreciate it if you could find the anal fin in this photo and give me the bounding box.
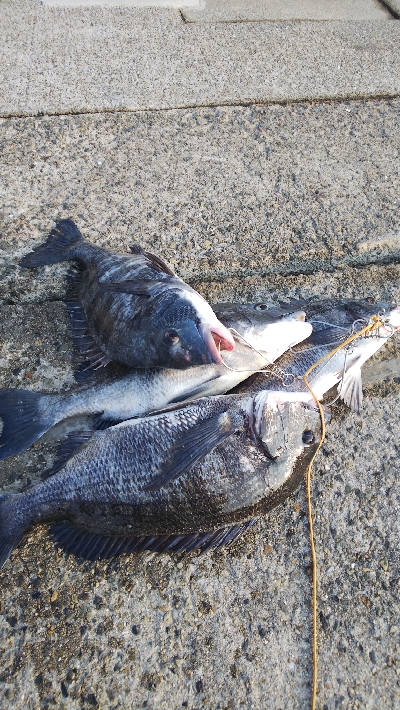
[51,518,259,562]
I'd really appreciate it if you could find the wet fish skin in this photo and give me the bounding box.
[0,305,311,460]
[0,392,322,567]
[20,219,235,369]
[236,298,400,412]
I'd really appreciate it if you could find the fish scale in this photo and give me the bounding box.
[20,218,236,369]
[0,302,311,460]
[0,392,322,567]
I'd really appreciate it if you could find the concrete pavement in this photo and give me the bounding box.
[1,1,400,116]
[1,2,400,709]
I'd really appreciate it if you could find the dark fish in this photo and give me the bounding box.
[20,219,235,369]
[236,298,400,412]
[0,391,323,567]
[0,304,311,459]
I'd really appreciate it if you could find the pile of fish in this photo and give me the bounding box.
[0,219,399,568]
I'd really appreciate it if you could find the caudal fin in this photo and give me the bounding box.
[0,389,56,459]
[20,219,83,267]
[0,494,25,569]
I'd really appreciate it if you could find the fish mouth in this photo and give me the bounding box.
[290,310,306,322]
[198,323,236,364]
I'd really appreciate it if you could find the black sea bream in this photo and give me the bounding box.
[0,392,323,567]
[0,304,311,459]
[20,219,235,369]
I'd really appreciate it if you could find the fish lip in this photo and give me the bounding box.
[198,323,236,364]
[289,310,306,322]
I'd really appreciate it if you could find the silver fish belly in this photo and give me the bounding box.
[0,305,311,459]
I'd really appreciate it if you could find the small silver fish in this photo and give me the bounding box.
[20,219,235,369]
[238,298,400,412]
[0,390,323,568]
[0,304,311,459]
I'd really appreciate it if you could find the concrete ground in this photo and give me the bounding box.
[1,2,400,709]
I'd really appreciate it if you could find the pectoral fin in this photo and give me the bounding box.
[144,411,243,491]
[339,366,363,413]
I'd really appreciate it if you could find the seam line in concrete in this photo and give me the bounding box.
[377,0,400,19]
[5,254,400,307]
[180,16,400,25]
[187,251,400,284]
[1,92,400,121]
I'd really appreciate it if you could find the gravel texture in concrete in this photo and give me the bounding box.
[1,100,399,305]
[1,0,400,116]
[43,0,200,6]
[182,0,391,23]
[0,98,400,709]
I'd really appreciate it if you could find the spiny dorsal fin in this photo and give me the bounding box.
[129,244,175,275]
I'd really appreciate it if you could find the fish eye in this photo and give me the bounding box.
[254,303,270,311]
[302,430,315,445]
[163,330,180,345]
[365,296,375,305]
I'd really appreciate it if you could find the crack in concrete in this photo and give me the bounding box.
[188,249,400,284]
[3,252,400,306]
[1,93,400,121]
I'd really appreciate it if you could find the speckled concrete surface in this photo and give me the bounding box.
[1,100,400,305]
[182,0,391,23]
[1,99,400,708]
[1,0,400,117]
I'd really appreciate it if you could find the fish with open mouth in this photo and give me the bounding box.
[0,389,324,568]
[235,298,400,412]
[20,219,235,369]
[0,303,311,459]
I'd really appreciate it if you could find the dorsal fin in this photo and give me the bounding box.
[129,244,175,275]
[129,244,144,254]
[144,251,176,276]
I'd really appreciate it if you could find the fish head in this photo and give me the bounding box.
[252,390,327,459]
[151,296,235,367]
[213,301,312,362]
[341,297,392,324]
[337,299,400,339]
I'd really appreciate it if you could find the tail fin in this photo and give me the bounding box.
[0,494,25,569]
[20,219,83,268]
[0,389,56,459]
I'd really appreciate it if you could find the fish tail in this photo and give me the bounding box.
[0,494,25,569]
[0,389,56,459]
[20,219,83,267]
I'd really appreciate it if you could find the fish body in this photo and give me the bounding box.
[20,219,235,369]
[0,391,322,567]
[237,298,400,412]
[0,304,311,459]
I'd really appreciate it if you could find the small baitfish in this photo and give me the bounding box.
[0,391,324,567]
[0,303,311,459]
[20,219,235,369]
[236,298,400,412]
